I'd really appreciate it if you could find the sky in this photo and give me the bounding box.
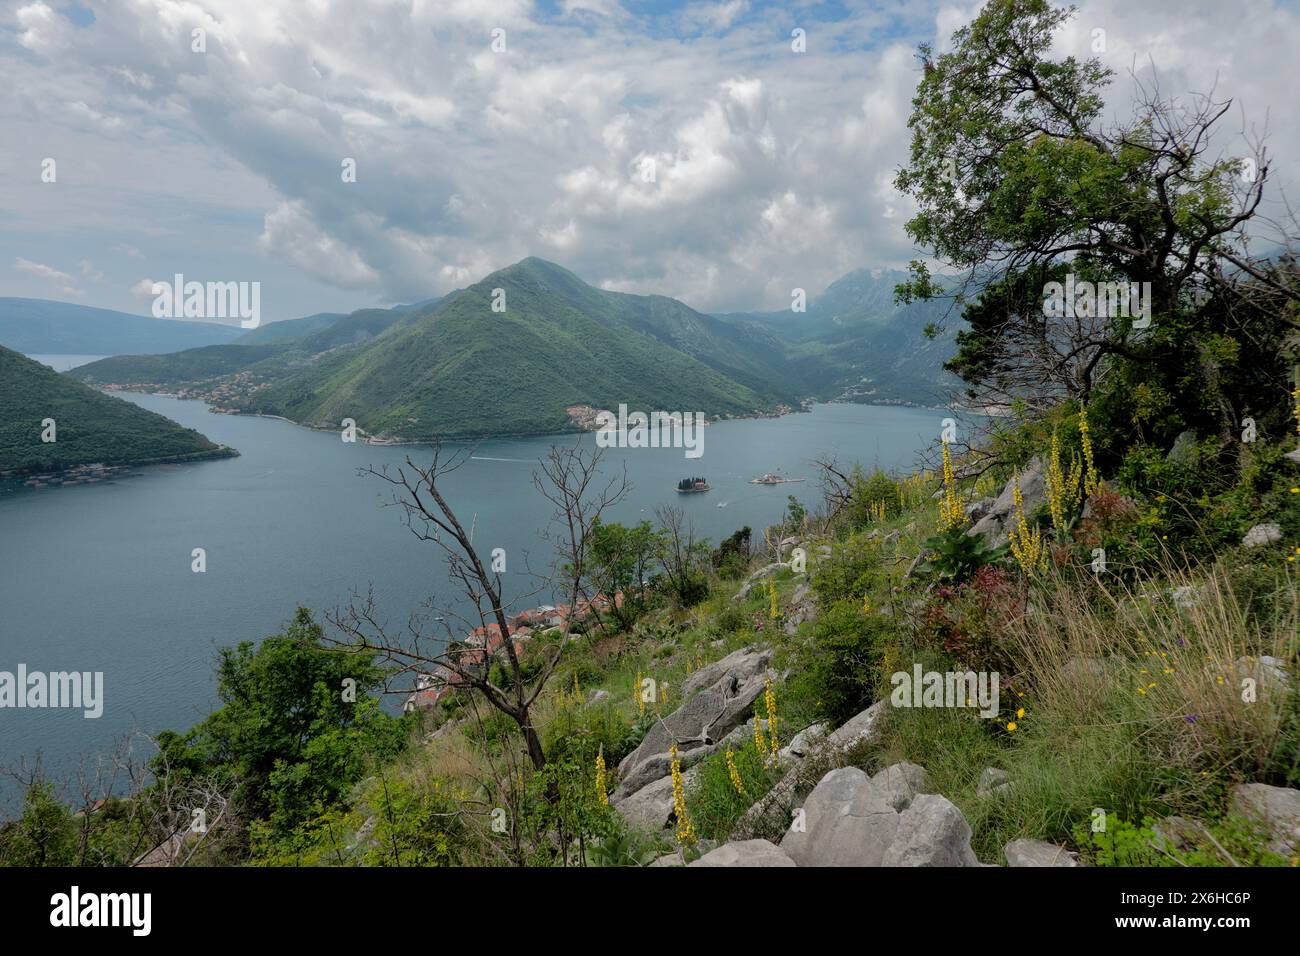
[1,0,1298,323]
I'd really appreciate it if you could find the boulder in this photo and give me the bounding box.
[826,700,887,751]
[1166,429,1197,464]
[611,765,701,832]
[871,762,929,811]
[680,645,773,699]
[977,767,1011,798]
[783,722,829,761]
[1241,523,1283,549]
[688,839,796,867]
[1229,783,1300,856]
[1004,838,1079,867]
[881,794,981,867]
[966,457,1046,548]
[781,767,901,866]
[733,563,790,601]
[1233,655,1289,692]
[965,497,996,523]
[1285,447,1300,465]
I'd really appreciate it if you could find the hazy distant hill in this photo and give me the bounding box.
[716,268,964,405]
[237,258,805,439]
[0,298,243,354]
[0,345,232,474]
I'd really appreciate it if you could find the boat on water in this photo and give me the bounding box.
[676,476,710,493]
[750,473,805,485]
[365,436,400,446]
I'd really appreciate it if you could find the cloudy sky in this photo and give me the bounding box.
[2,0,1297,323]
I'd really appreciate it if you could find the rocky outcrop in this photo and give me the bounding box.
[1004,838,1079,867]
[780,764,980,867]
[1230,783,1300,856]
[687,839,796,867]
[827,700,887,750]
[612,645,775,829]
[966,457,1046,548]
[733,563,790,601]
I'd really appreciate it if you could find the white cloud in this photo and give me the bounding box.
[15,257,75,284]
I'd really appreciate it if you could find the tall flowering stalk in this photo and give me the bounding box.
[1007,472,1048,575]
[767,576,779,622]
[937,439,965,530]
[752,714,768,757]
[594,750,608,806]
[670,744,696,847]
[725,748,746,797]
[1078,407,1100,497]
[1045,428,1083,532]
[764,677,779,761]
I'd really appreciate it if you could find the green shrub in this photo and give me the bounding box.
[789,600,894,724]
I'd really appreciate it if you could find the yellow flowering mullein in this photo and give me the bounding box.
[725,748,746,797]
[764,677,779,760]
[937,439,964,530]
[1045,428,1083,533]
[1007,473,1048,575]
[594,749,608,805]
[752,714,768,758]
[669,744,696,847]
[1078,406,1100,497]
[767,576,779,622]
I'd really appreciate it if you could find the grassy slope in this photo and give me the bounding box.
[0,346,230,473]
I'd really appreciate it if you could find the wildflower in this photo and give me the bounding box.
[725,748,746,797]
[1016,707,1024,719]
[767,576,779,622]
[937,439,965,530]
[595,750,608,805]
[764,677,779,760]
[1045,427,1083,531]
[1007,472,1048,575]
[1078,406,1100,497]
[1184,714,1197,724]
[1006,721,1018,732]
[669,744,696,847]
[753,714,768,757]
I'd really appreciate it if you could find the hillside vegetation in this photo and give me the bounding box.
[0,346,233,474]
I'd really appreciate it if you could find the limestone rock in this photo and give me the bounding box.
[871,762,929,811]
[780,767,900,866]
[1241,522,1283,549]
[881,794,981,867]
[826,700,887,751]
[1004,838,1079,867]
[733,563,789,601]
[966,457,1046,548]
[688,839,796,867]
[1229,783,1300,856]
[977,767,1011,797]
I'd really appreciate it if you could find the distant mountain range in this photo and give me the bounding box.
[0,346,232,475]
[61,258,963,442]
[0,298,244,354]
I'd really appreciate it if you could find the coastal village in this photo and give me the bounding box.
[404,592,624,712]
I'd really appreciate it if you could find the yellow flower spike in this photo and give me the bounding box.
[595,750,608,805]
[669,744,696,847]
[725,748,746,798]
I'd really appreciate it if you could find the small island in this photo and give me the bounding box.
[675,476,710,493]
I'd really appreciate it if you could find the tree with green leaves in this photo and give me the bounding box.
[586,519,661,630]
[896,0,1298,448]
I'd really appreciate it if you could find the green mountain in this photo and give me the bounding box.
[0,298,243,354]
[232,258,805,439]
[0,346,233,474]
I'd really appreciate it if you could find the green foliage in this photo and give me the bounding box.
[848,467,901,527]
[1076,815,1289,867]
[0,782,78,866]
[0,345,231,474]
[711,526,752,579]
[921,525,1005,584]
[686,740,782,841]
[153,608,412,840]
[789,600,894,724]
[587,519,661,627]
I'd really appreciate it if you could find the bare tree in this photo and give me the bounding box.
[329,442,625,773]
